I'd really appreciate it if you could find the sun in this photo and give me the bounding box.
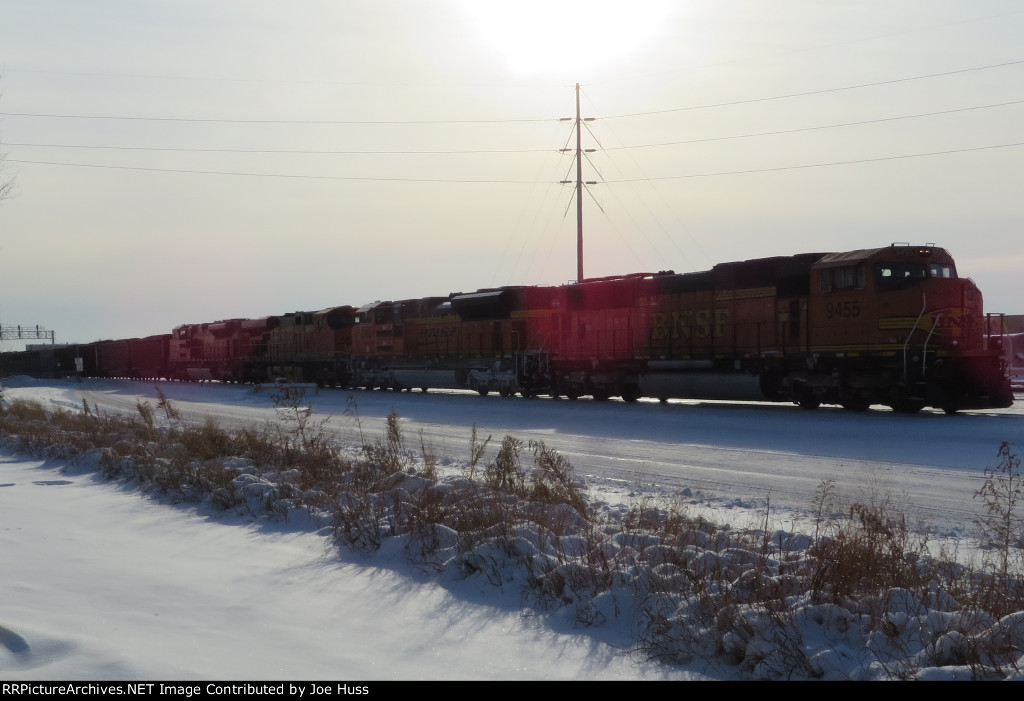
[454,0,679,80]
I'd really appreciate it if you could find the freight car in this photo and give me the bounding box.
[71,335,173,380]
[0,244,1013,414]
[0,343,93,378]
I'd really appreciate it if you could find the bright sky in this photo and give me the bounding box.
[1,0,1021,347]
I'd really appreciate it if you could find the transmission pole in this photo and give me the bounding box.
[561,83,596,283]
[574,83,584,283]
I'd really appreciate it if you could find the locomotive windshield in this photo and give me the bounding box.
[875,260,957,289]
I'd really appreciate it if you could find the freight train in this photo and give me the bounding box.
[1,244,1014,414]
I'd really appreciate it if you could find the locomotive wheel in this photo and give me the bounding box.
[592,389,610,401]
[477,388,489,396]
[929,385,959,415]
[892,400,924,414]
[620,387,640,403]
[841,398,871,412]
[794,384,820,410]
[797,396,821,410]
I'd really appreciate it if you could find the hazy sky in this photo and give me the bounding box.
[1,0,1021,347]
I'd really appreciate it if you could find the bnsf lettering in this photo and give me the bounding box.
[419,326,460,340]
[651,308,728,340]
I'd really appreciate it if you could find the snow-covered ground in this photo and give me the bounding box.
[1,452,703,680]
[2,377,1023,680]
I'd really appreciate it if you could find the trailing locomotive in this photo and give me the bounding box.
[167,306,356,384]
[1,244,1013,414]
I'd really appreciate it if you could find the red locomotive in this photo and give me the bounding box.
[1,244,1013,414]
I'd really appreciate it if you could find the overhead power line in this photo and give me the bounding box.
[0,111,553,125]
[4,59,1019,127]
[10,141,1022,183]
[2,142,553,156]
[3,158,547,183]
[5,99,1019,157]
[605,99,1024,150]
[601,59,1024,120]
[604,141,1024,182]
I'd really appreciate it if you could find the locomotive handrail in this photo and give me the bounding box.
[903,293,928,383]
[921,312,942,378]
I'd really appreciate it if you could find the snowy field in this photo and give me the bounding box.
[2,377,1023,680]
[1,452,696,681]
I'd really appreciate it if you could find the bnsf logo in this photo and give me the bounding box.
[651,309,728,340]
[928,311,972,336]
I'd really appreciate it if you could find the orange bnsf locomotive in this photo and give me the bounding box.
[1,245,1013,414]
